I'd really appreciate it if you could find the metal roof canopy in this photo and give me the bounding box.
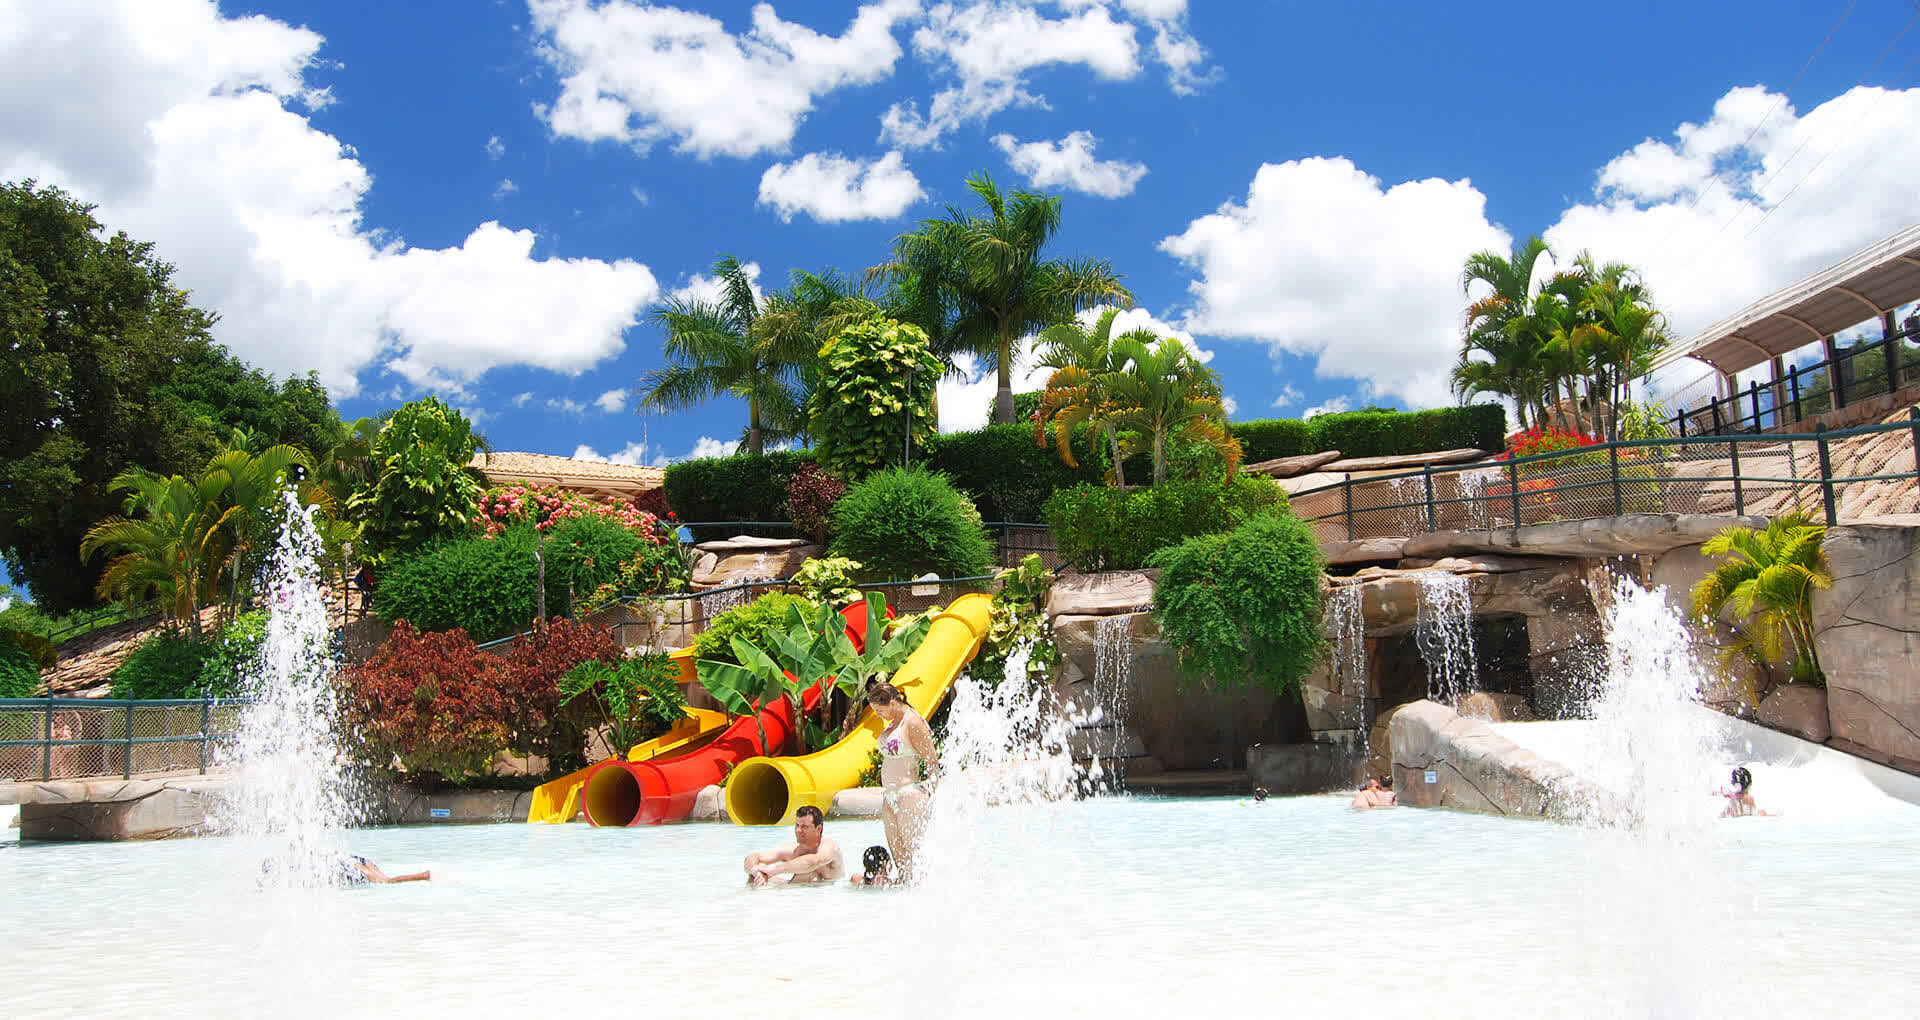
[1652,222,1920,376]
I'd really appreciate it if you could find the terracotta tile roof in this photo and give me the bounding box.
[469,451,665,498]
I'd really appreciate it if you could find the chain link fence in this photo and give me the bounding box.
[0,698,247,783]
[1294,414,1920,545]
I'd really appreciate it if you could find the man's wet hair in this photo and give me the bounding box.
[795,805,824,827]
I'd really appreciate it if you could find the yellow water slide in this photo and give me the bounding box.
[724,592,992,826]
[525,706,732,823]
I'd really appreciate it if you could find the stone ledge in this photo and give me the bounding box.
[1389,700,1610,819]
[1402,514,1768,560]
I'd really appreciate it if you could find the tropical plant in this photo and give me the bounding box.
[109,631,219,700]
[346,396,487,565]
[1032,308,1137,487]
[79,471,235,636]
[871,172,1133,424]
[1100,335,1241,486]
[691,592,813,665]
[791,556,865,607]
[973,554,1059,688]
[1691,514,1832,689]
[809,317,943,477]
[829,466,994,581]
[1454,236,1554,432]
[560,652,690,758]
[195,609,269,699]
[338,622,513,783]
[1149,512,1327,693]
[498,617,623,768]
[639,254,813,455]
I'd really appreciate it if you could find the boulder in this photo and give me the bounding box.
[1756,684,1831,744]
[1246,450,1343,478]
[15,776,228,841]
[1045,569,1157,617]
[830,787,884,818]
[1276,470,1348,496]
[691,784,727,821]
[1389,699,1607,818]
[1319,537,1407,564]
[1453,691,1534,722]
[1246,742,1362,794]
[1815,519,1920,770]
[692,543,823,588]
[697,535,813,554]
[1322,448,1492,473]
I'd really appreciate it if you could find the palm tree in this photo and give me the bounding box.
[751,267,886,448]
[1456,236,1553,429]
[1101,336,1242,486]
[1577,278,1670,441]
[1691,514,1831,689]
[639,255,810,456]
[201,440,314,616]
[872,172,1133,424]
[1032,308,1136,486]
[81,472,237,636]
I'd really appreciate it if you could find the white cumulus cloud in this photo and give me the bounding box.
[686,436,741,460]
[1547,84,1920,346]
[573,441,668,467]
[593,388,627,413]
[935,351,1052,432]
[1302,396,1351,419]
[991,131,1145,198]
[1271,384,1302,409]
[548,396,588,414]
[0,0,660,398]
[758,151,925,222]
[529,0,919,159]
[1160,156,1509,409]
[492,178,518,200]
[484,134,506,160]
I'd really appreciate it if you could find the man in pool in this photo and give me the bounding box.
[743,805,844,886]
[340,854,432,885]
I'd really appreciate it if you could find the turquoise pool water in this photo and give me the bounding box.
[4,793,1917,1018]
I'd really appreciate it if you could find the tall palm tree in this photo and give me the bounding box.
[1456,236,1553,429]
[1101,336,1242,486]
[872,172,1133,424]
[81,472,237,636]
[202,440,313,616]
[1578,277,1670,441]
[639,255,809,456]
[1032,308,1136,486]
[751,267,884,448]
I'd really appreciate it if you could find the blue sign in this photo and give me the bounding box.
[1423,770,1438,784]
[429,807,451,819]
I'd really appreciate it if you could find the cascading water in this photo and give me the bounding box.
[1326,583,1368,735]
[1458,467,1497,530]
[1414,572,1477,703]
[1084,613,1135,777]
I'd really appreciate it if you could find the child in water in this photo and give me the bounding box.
[1719,766,1776,817]
[849,845,895,888]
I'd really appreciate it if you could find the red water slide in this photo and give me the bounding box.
[578,604,875,826]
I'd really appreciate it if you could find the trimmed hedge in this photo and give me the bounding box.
[925,423,1105,522]
[1231,418,1316,463]
[1043,476,1290,571]
[1306,405,1506,458]
[830,466,996,581]
[662,450,816,535]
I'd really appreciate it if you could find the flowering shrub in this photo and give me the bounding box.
[476,483,668,539]
[1499,426,1602,461]
[786,463,847,544]
[338,623,513,783]
[632,486,670,520]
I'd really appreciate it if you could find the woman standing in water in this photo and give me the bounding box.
[870,681,938,880]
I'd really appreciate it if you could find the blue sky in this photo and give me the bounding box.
[5,0,1920,468]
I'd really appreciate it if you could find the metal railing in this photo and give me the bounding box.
[39,597,162,647]
[1669,323,1920,436]
[0,696,248,783]
[1289,410,1920,545]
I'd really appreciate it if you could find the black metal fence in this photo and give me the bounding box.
[1289,410,1920,545]
[1669,323,1920,436]
[0,696,247,783]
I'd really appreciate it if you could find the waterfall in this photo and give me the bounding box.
[1414,572,1478,703]
[1088,614,1134,774]
[1327,583,1368,734]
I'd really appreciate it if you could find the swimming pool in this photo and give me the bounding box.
[4,791,1916,1019]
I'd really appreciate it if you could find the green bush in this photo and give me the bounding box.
[692,592,813,665]
[661,450,816,536]
[1043,476,1289,570]
[1149,513,1326,693]
[926,423,1104,522]
[1307,404,1506,458]
[1,627,57,670]
[830,466,996,581]
[0,640,41,698]
[374,525,542,642]
[808,318,942,478]
[110,631,219,700]
[1231,418,1316,463]
[196,610,268,698]
[542,513,645,603]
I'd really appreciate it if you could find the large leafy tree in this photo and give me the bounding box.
[346,397,487,565]
[1,180,219,610]
[808,318,942,477]
[638,254,812,455]
[873,172,1133,424]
